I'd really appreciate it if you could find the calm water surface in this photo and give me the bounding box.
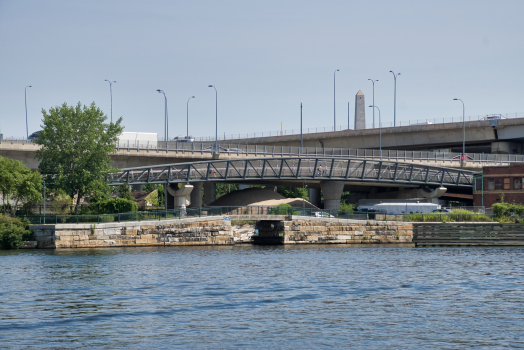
[1,244,523,349]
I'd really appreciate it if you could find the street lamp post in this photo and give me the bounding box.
[453,98,466,162]
[156,89,168,152]
[186,96,195,139]
[25,85,32,139]
[104,80,116,123]
[369,105,382,157]
[368,79,378,128]
[389,71,400,127]
[300,103,303,155]
[334,69,339,131]
[348,102,350,130]
[208,85,218,152]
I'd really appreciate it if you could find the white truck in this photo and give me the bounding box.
[357,202,440,215]
[118,132,158,149]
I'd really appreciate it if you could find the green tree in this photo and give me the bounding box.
[35,102,124,211]
[277,186,309,201]
[0,156,42,216]
[117,184,134,201]
[0,214,32,250]
[51,189,73,216]
[143,184,164,207]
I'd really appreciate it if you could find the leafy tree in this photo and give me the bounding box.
[277,186,309,201]
[51,189,73,216]
[0,156,42,216]
[35,102,124,211]
[0,214,32,250]
[144,184,164,207]
[117,184,134,201]
[90,198,138,214]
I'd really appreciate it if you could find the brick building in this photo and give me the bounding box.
[473,164,524,208]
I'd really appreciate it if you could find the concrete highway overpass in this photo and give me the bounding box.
[1,139,522,171]
[219,117,524,154]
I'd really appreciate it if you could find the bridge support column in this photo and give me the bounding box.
[308,188,321,207]
[189,182,203,207]
[204,182,216,206]
[320,181,344,210]
[167,184,194,210]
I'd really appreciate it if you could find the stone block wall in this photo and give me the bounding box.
[31,216,233,249]
[255,218,413,245]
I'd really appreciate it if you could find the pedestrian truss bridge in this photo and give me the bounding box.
[107,157,475,188]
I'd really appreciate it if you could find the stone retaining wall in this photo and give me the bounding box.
[254,218,413,245]
[30,216,233,249]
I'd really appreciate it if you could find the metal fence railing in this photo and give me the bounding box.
[17,206,497,225]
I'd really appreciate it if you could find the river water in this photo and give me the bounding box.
[1,244,523,349]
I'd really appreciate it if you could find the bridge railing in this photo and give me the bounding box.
[4,136,524,164]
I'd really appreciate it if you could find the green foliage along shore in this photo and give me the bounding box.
[0,215,32,250]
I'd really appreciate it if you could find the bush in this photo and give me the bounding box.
[270,203,294,215]
[405,209,494,222]
[493,202,524,222]
[90,198,138,214]
[0,214,32,250]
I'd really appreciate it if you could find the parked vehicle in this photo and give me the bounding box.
[314,211,334,218]
[431,208,451,213]
[358,202,440,215]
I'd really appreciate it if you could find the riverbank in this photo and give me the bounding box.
[25,215,415,249]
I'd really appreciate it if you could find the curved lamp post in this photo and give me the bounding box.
[369,105,382,157]
[368,79,378,128]
[334,69,339,131]
[389,71,400,127]
[156,89,168,152]
[186,96,195,139]
[105,80,116,123]
[208,85,218,152]
[453,98,465,161]
[25,85,32,139]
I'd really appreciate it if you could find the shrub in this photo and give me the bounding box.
[90,198,138,214]
[270,203,294,215]
[0,214,32,250]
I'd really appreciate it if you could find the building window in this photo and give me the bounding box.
[495,178,504,190]
[475,178,482,191]
[514,178,522,190]
[488,179,495,190]
[504,178,511,190]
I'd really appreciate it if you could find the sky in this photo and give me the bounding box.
[1,0,523,139]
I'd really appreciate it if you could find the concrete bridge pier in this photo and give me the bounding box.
[308,188,321,208]
[189,182,203,207]
[167,184,194,210]
[204,182,216,206]
[320,181,344,210]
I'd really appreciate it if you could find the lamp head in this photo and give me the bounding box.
[398,73,401,75]
[389,70,393,73]
[336,69,339,71]
[369,105,373,108]
[156,89,162,93]
[191,96,195,98]
[27,85,32,88]
[208,85,213,87]
[453,98,458,100]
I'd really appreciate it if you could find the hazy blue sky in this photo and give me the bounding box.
[1,0,523,139]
